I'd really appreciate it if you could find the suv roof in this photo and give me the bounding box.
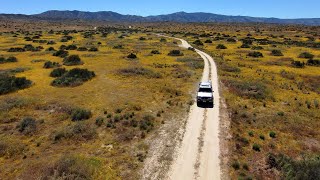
[199,82,212,88]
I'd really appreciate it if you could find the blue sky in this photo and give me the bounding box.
[1,0,319,18]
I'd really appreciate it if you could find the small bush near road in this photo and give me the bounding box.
[168,50,184,56]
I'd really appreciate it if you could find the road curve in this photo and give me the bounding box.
[162,35,221,180]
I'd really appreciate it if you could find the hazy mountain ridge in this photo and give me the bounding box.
[0,10,319,25]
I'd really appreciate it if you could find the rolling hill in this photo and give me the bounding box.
[0,10,319,26]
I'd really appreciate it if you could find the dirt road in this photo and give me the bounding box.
[167,37,221,180]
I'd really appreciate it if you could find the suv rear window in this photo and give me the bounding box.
[199,88,212,92]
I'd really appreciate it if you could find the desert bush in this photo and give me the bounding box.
[222,79,270,99]
[259,135,265,140]
[63,55,83,66]
[151,50,161,54]
[160,38,167,42]
[52,122,96,142]
[271,50,284,56]
[8,47,25,52]
[193,39,203,46]
[291,61,305,68]
[43,61,60,69]
[0,56,18,64]
[216,44,227,49]
[77,47,88,51]
[232,161,240,170]
[0,75,32,95]
[95,117,104,126]
[227,38,237,42]
[53,50,69,58]
[269,154,320,179]
[127,53,137,59]
[140,114,155,132]
[88,47,98,52]
[46,47,56,51]
[51,68,95,87]
[307,59,320,66]
[205,39,212,43]
[18,117,37,134]
[252,46,264,50]
[59,45,67,50]
[168,50,184,56]
[65,45,77,50]
[71,109,92,121]
[269,131,276,138]
[248,131,254,137]
[50,68,67,77]
[119,67,161,78]
[45,154,100,179]
[252,143,261,151]
[139,37,146,40]
[298,52,314,59]
[0,138,25,158]
[248,51,263,58]
[47,40,56,45]
[240,44,251,48]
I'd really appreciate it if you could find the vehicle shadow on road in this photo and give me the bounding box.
[197,103,214,109]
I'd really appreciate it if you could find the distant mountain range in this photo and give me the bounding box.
[0,10,320,26]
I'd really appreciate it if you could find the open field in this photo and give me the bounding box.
[0,28,203,179]
[0,19,319,179]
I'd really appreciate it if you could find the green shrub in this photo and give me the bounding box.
[18,117,37,134]
[77,47,88,51]
[269,131,276,138]
[306,59,320,66]
[248,51,263,58]
[193,39,203,46]
[63,55,83,66]
[291,61,305,68]
[50,68,67,77]
[240,44,251,48]
[53,50,69,58]
[151,50,160,54]
[65,44,77,50]
[43,61,60,69]
[298,52,314,59]
[8,47,25,52]
[51,68,95,87]
[271,50,284,56]
[140,114,155,131]
[259,135,265,140]
[252,143,261,151]
[127,53,137,59]
[168,50,184,56]
[139,37,146,40]
[71,109,92,121]
[248,131,254,137]
[205,39,212,43]
[0,75,32,95]
[277,111,285,116]
[0,56,18,64]
[160,38,167,42]
[46,154,100,179]
[216,44,227,49]
[113,45,123,49]
[52,122,96,142]
[251,46,264,50]
[88,47,98,52]
[95,117,104,126]
[232,161,240,170]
